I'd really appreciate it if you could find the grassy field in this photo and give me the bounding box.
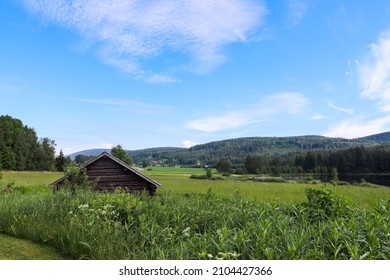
[2,168,390,208]
[0,168,389,260]
[0,233,64,260]
[143,167,390,209]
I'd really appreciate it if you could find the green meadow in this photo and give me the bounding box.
[2,167,390,208]
[0,168,389,260]
[143,167,390,209]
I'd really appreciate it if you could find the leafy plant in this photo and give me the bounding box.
[61,163,98,193]
[0,184,388,260]
[299,186,354,222]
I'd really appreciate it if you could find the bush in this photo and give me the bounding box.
[61,163,98,193]
[304,175,314,182]
[206,169,212,179]
[299,187,354,223]
[209,176,225,181]
[189,174,208,180]
[337,181,350,186]
[253,177,287,183]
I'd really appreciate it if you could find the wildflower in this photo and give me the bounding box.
[182,227,191,237]
[207,254,213,259]
[78,204,89,209]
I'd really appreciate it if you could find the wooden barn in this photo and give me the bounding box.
[49,152,161,195]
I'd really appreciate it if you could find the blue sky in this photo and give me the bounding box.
[2,0,390,155]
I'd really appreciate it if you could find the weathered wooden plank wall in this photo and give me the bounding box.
[50,152,159,196]
[86,156,156,195]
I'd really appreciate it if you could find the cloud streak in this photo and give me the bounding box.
[66,97,172,115]
[311,113,327,120]
[186,92,309,132]
[327,102,354,115]
[358,29,390,111]
[324,28,390,140]
[23,0,267,82]
[324,115,390,139]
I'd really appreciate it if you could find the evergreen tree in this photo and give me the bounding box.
[35,137,56,171]
[304,151,317,172]
[330,167,338,182]
[244,154,262,174]
[55,150,66,171]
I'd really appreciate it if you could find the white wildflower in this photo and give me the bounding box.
[182,227,191,237]
[78,204,89,209]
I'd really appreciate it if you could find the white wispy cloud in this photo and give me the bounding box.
[186,92,309,132]
[327,101,354,115]
[144,74,179,84]
[186,112,253,133]
[287,0,307,24]
[67,97,172,115]
[182,140,199,148]
[358,29,390,111]
[310,113,327,120]
[326,28,390,140]
[23,0,267,82]
[324,115,390,139]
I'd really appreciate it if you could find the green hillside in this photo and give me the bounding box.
[128,135,381,166]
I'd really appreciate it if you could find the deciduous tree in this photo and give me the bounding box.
[111,144,132,165]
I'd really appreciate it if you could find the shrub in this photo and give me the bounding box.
[209,176,225,180]
[337,181,350,186]
[206,168,212,179]
[299,187,354,223]
[304,175,314,182]
[253,177,287,183]
[189,174,208,180]
[61,163,98,193]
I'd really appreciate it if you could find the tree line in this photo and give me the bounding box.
[0,115,59,171]
[215,145,390,178]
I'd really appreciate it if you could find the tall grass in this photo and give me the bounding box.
[0,186,389,260]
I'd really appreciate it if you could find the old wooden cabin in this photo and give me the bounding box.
[49,152,161,195]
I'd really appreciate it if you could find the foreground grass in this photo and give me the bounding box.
[0,187,389,260]
[0,233,64,260]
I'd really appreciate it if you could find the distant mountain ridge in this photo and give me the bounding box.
[356,131,390,143]
[68,149,110,159]
[68,132,390,165]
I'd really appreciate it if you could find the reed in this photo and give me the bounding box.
[0,186,389,260]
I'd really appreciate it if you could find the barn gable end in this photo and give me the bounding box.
[49,152,161,195]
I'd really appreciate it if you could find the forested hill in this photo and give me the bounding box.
[190,135,366,154]
[128,134,388,166]
[356,131,390,143]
